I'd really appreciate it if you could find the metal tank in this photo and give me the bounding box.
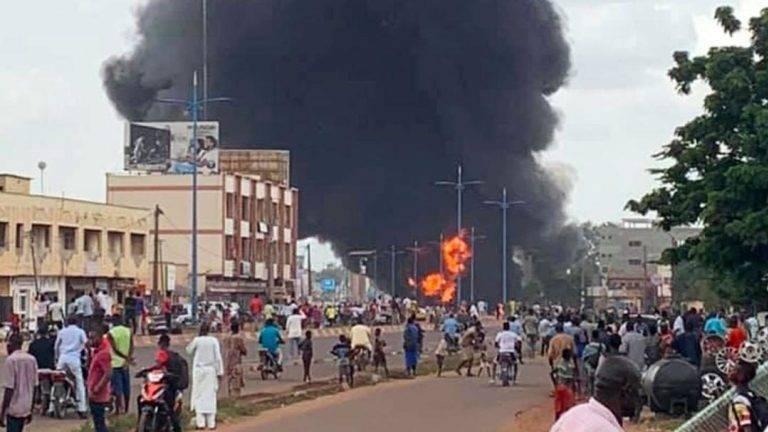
[642,357,702,414]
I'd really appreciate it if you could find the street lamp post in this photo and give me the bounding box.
[469,227,486,304]
[435,164,483,304]
[155,70,231,322]
[484,188,524,305]
[387,245,406,297]
[406,241,428,301]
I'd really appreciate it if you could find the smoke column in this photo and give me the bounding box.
[103,0,577,302]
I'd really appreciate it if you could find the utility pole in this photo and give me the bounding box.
[388,245,405,297]
[469,227,486,304]
[484,188,525,305]
[306,243,312,298]
[28,231,40,297]
[406,241,427,301]
[154,71,231,322]
[152,205,163,304]
[202,0,208,120]
[435,164,483,305]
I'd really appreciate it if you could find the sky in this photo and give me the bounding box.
[0,0,764,268]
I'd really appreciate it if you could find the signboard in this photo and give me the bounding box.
[124,121,220,174]
[321,279,337,293]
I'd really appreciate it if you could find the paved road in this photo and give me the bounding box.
[22,323,459,432]
[219,359,553,432]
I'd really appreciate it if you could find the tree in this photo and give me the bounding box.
[627,7,768,305]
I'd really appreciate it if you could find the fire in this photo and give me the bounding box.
[413,234,471,304]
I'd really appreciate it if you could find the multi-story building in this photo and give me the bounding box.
[593,218,700,310]
[0,174,150,323]
[106,172,298,303]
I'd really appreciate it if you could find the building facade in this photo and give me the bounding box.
[106,172,298,303]
[0,174,150,324]
[593,218,700,311]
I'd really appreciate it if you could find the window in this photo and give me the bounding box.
[242,197,250,221]
[31,224,51,250]
[0,222,7,248]
[285,205,292,228]
[255,239,265,262]
[628,259,642,266]
[628,240,642,247]
[225,235,235,260]
[225,193,235,219]
[130,234,146,257]
[84,229,101,256]
[256,199,266,222]
[601,266,609,273]
[59,227,76,251]
[15,224,23,250]
[241,238,251,261]
[108,231,124,256]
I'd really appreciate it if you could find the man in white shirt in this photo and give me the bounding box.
[494,322,521,383]
[49,296,64,329]
[285,308,305,358]
[673,314,685,336]
[186,323,224,430]
[55,316,88,417]
[350,320,373,352]
[96,290,113,317]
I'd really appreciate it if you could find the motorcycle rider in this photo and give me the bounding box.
[144,334,182,432]
[441,313,461,350]
[258,318,284,370]
[350,318,373,366]
[494,321,521,383]
[54,316,88,419]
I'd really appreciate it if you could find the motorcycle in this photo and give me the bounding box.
[257,349,281,380]
[497,352,518,387]
[352,346,371,372]
[444,334,461,355]
[136,369,181,432]
[48,369,79,418]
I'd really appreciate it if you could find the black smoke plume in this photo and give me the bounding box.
[103,0,578,303]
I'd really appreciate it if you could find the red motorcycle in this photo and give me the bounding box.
[136,368,180,432]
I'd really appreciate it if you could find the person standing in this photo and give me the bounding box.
[726,316,747,351]
[134,291,147,336]
[672,321,702,367]
[0,334,38,432]
[299,330,314,382]
[523,309,539,359]
[223,322,247,397]
[162,295,173,330]
[550,356,642,431]
[186,323,224,430]
[123,291,137,335]
[539,315,554,357]
[285,308,304,359]
[249,294,263,328]
[34,294,49,333]
[48,297,64,330]
[403,317,420,377]
[76,292,94,331]
[372,328,389,377]
[54,316,88,418]
[107,314,134,415]
[87,325,112,432]
[619,321,647,371]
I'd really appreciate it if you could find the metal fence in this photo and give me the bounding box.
[676,362,768,431]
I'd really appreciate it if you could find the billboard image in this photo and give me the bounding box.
[124,121,220,173]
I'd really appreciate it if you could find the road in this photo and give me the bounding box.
[22,323,460,432]
[219,359,553,432]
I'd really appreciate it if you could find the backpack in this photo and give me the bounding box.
[166,350,190,391]
[734,388,768,432]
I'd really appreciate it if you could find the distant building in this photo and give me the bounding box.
[593,218,700,311]
[106,172,298,303]
[0,174,150,325]
[219,149,291,185]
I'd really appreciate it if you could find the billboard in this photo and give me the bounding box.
[124,121,220,174]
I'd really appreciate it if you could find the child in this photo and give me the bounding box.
[552,348,577,420]
[331,335,353,386]
[298,330,313,382]
[434,337,448,377]
[476,343,492,378]
[372,328,389,377]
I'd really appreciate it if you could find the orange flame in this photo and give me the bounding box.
[415,234,471,304]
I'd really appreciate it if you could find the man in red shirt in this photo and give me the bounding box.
[726,316,748,351]
[87,325,112,432]
[162,295,173,330]
[249,294,264,327]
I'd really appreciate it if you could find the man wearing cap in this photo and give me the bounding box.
[549,355,642,431]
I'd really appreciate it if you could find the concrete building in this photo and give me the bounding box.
[0,174,150,324]
[219,149,290,185]
[106,172,298,303]
[593,218,700,311]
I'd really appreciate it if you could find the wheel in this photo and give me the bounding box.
[137,411,153,432]
[701,372,727,403]
[501,368,510,387]
[715,347,739,375]
[51,383,65,419]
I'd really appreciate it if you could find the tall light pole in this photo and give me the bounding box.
[388,245,405,297]
[37,161,46,195]
[435,164,483,304]
[155,70,231,321]
[469,227,486,304]
[406,241,427,300]
[484,188,524,305]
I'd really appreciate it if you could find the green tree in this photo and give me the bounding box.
[627,7,768,306]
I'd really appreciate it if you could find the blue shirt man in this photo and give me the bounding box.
[704,315,726,337]
[258,319,283,354]
[442,316,460,337]
[508,317,523,336]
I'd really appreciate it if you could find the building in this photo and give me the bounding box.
[106,172,299,303]
[593,218,700,311]
[0,174,150,324]
[219,149,291,185]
